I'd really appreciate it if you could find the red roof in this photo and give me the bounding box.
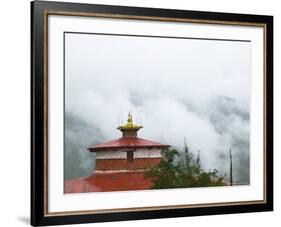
[88,137,169,152]
[64,171,153,193]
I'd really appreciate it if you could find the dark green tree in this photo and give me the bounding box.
[144,148,225,189]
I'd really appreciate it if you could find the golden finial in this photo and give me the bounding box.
[117,112,143,131]
[127,112,132,125]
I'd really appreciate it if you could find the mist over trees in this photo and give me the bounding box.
[64,112,100,180]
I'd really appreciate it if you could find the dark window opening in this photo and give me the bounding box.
[127,151,134,162]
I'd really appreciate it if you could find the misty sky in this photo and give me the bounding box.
[64,32,250,184]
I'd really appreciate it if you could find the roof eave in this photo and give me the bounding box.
[88,145,170,152]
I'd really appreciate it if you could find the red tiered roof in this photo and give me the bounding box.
[64,171,153,193]
[88,137,169,152]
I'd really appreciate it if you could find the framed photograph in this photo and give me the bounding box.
[31,0,273,226]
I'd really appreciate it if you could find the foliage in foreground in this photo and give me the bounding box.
[144,148,225,189]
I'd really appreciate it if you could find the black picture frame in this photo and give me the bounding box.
[31,0,273,226]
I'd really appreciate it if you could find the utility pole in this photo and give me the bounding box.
[229,148,233,186]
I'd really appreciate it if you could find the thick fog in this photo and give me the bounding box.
[64,33,250,184]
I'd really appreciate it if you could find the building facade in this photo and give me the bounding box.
[65,113,170,193]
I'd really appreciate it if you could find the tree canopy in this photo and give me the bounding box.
[144,148,225,189]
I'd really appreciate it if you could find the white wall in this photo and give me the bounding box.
[0,0,279,226]
[96,150,127,159]
[96,148,162,159]
[134,148,162,158]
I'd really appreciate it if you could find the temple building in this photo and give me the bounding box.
[65,113,170,193]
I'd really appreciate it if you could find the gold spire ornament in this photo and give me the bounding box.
[117,112,143,137]
[127,112,133,126]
